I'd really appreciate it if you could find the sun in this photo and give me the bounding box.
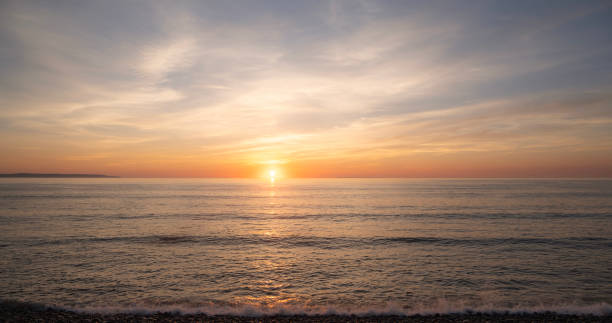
[260,161,285,182]
[268,169,277,183]
[265,167,285,183]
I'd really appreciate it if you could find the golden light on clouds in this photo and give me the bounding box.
[0,1,611,177]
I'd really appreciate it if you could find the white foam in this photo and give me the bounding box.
[59,301,612,317]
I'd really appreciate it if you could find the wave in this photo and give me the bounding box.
[11,234,612,249]
[4,300,611,317]
[2,211,610,225]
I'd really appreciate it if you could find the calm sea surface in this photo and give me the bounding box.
[1,178,611,314]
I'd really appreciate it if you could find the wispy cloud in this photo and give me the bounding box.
[1,0,611,176]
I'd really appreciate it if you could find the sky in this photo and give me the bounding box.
[1,0,612,178]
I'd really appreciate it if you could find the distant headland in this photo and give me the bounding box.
[0,173,119,178]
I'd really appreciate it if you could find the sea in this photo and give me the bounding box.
[0,178,611,315]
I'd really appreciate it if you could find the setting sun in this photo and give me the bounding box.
[268,169,279,183]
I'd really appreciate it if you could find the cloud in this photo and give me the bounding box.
[140,38,196,80]
[1,0,611,176]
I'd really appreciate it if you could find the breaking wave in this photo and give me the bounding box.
[7,300,611,317]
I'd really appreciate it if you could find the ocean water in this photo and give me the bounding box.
[0,178,611,315]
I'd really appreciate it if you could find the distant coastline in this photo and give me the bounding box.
[0,173,118,178]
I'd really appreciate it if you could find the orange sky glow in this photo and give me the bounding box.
[1,1,612,178]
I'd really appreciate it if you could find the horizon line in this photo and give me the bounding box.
[2,173,611,180]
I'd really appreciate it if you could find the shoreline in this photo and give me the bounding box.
[2,301,610,323]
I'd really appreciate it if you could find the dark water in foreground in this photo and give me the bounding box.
[0,179,611,315]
